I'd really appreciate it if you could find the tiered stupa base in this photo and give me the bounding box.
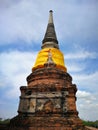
[9,66,88,130]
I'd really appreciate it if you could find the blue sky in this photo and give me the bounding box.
[0,0,98,121]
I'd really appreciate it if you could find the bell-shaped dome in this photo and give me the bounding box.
[33,48,67,71]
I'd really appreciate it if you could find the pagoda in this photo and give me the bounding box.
[9,10,88,130]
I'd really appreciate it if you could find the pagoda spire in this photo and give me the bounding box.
[41,10,59,49]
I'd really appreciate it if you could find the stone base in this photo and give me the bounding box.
[8,115,89,130]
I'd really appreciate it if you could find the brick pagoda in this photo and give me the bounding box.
[9,10,88,130]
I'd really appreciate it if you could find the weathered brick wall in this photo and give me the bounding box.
[9,66,87,130]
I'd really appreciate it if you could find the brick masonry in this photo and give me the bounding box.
[8,64,89,130]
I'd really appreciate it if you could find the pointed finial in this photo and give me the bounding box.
[42,10,59,49]
[48,10,53,24]
[50,10,53,12]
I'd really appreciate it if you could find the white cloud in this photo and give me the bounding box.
[0,50,37,98]
[77,90,96,100]
[72,71,98,92]
[65,51,97,60]
[66,62,85,72]
[0,0,97,44]
[64,49,97,73]
[76,90,98,121]
[0,0,46,44]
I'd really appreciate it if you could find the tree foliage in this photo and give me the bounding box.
[0,118,10,124]
[82,120,98,128]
